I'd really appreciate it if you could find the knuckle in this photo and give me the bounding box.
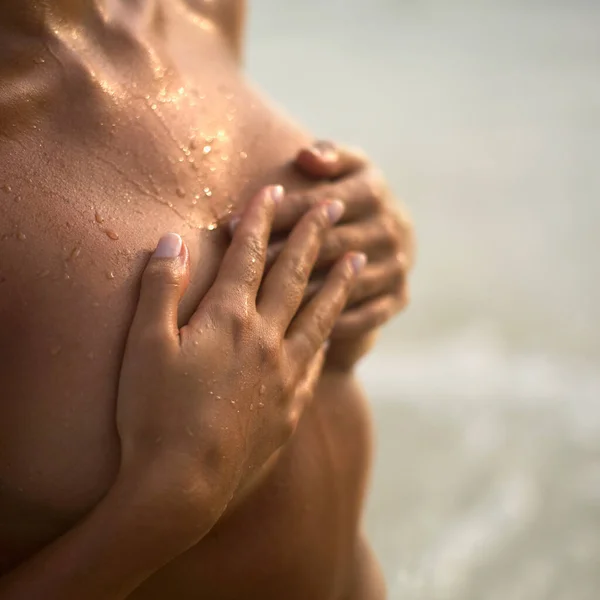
[210,297,252,331]
[301,208,329,244]
[381,215,402,248]
[240,233,265,264]
[339,258,357,284]
[229,302,251,327]
[391,256,407,281]
[365,173,387,209]
[311,308,333,341]
[142,261,180,289]
[287,255,308,286]
[310,204,330,228]
[258,335,280,366]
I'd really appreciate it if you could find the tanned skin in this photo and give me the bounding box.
[0,2,413,599]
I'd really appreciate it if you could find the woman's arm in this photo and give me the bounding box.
[0,186,364,600]
[0,475,206,600]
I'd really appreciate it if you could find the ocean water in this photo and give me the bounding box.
[247,1,600,598]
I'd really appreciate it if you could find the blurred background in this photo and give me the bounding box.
[248,1,600,599]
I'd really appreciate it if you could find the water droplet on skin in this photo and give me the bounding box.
[259,384,266,396]
[249,403,254,411]
[167,201,174,208]
[1,184,12,193]
[209,166,217,173]
[105,229,119,241]
[230,400,236,406]
[221,155,229,162]
[203,145,212,155]
[15,195,22,202]
[33,57,46,64]
[207,222,217,231]
[176,187,186,198]
[69,247,81,260]
[258,402,265,409]
[95,212,104,224]
[204,187,212,197]
[50,346,62,356]
[216,395,221,400]
[106,271,115,280]
[240,151,248,160]
[63,272,71,280]
[17,232,26,241]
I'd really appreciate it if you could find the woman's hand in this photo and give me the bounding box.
[264,142,415,370]
[116,185,364,542]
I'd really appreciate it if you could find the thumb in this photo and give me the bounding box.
[295,140,368,179]
[129,233,190,344]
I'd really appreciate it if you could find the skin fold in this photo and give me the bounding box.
[0,1,413,599]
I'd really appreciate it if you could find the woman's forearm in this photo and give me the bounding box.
[0,476,207,600]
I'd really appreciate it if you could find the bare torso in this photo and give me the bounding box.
[0,2,383,598]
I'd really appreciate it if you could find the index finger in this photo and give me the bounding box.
[210,185,283,301]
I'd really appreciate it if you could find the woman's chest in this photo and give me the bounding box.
[0,11,318,569]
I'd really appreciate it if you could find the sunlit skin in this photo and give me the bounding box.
[0,1,413,599]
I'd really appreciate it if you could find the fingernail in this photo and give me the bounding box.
[312,140,338,161]
[154,233,183,258]
[269,185,285,204]
[326,200,345,224]
[350,252,367,274]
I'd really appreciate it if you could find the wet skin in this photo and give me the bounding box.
[0,1,385,599]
